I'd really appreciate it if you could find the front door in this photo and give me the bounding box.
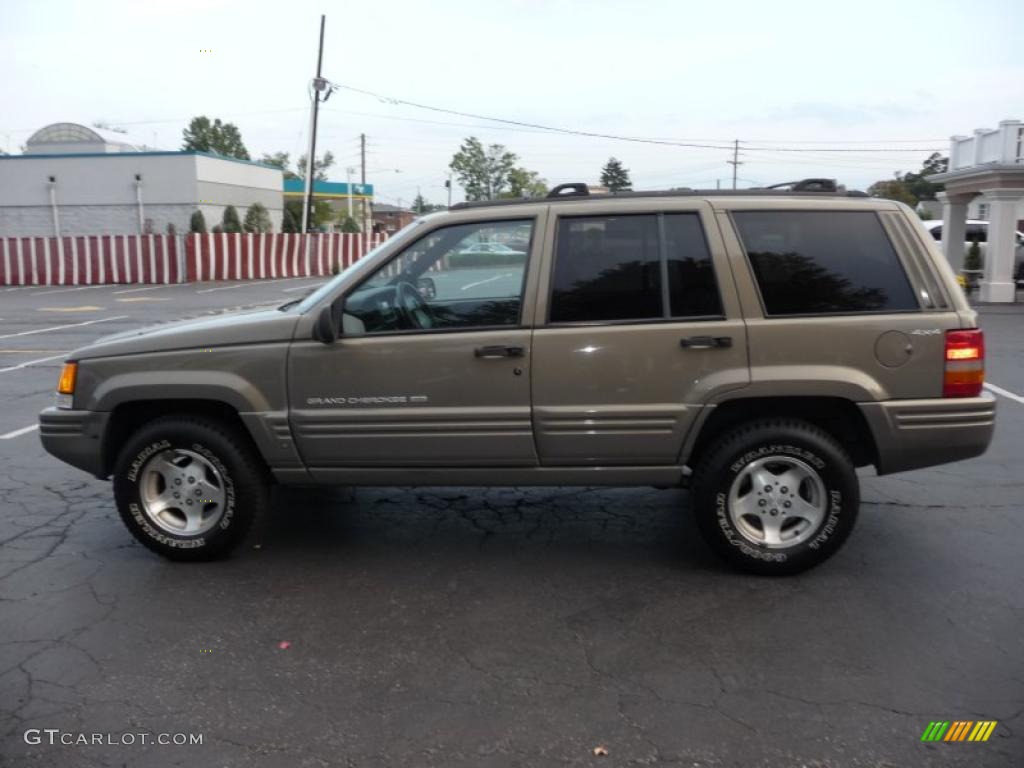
[288,215,541,468]
[531,205,749,466]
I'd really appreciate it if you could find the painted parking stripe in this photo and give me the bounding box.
[196,277,316,294]
[30,285,108,296]
[0,424,38,440]
[985,382,1024,405]
[0,315,128,340]
[0,352,69,373]
[112,285,167,294]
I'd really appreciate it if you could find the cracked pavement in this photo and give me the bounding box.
[1,285,1022,766]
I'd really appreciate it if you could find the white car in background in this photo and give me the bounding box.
[922,219,1024,279]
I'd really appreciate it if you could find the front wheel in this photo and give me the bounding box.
[691,419,859,575]
[113,416,269,561]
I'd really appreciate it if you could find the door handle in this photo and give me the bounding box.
[680,335,732,350]
[474,345,525,358]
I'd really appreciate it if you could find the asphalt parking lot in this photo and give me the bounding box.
[1,281,1022,767]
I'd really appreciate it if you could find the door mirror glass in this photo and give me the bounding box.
[313,305,338,344]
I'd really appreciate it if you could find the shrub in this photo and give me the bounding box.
[243,202,272,233]
[189,209,207,234]
[222,205,242,234]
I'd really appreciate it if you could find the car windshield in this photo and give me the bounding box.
[286,218,431,313]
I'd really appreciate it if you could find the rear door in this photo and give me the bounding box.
[530,201,749,466]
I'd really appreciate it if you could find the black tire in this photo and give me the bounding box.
[112,416,268,561]
[691,419,859,575]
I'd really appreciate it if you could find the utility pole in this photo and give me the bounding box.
[727,139,743,190]
[360,133,368,235]
[446,172,452,207]
[301,14,327,233]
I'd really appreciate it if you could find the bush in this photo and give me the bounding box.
[222,205,242,233]
[189,209,207,234]
[211,224,224,234]
[338,214,361,233]
[243,202,272,233]
[281,207,298,233]
[166,222,177,236]
[964,241,983,271]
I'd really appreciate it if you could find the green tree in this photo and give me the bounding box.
[243,202,272,233]
[411,193,430,213]
[189,209,207,234]
[284,198,333,231]
[449,137,517,200]
[281,206,299,233]
[868,153,949,206]
[867,177,917,207]
[260,152,300,180]
[182,116,250,160]
[338,214,361,233]
[600,157,632,191]
[222,205,242,233]
[296,151,336,182]
[500,168,548,199]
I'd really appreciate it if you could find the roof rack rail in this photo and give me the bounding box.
[547,183,590,199]
[449,178,867,210]
[763,178,838,192]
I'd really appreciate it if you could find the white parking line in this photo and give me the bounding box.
[985,382,1024,405]
[0,353,69,374]
[195,277,316,294]
[281,282,324,293]
[460,272,515,291]
[0,424,39,440]
[112,285,169,295]
[0,315,128,340]
[30,285,110,296]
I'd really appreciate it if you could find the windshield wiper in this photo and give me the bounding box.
[278,297,304,311]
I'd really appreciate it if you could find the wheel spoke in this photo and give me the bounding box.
[760,514,786,546]
[731,491,761,519]
[180,503,207,534]
[790,495,824,527]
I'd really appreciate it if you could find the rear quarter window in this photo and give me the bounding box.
[733,210,919,315]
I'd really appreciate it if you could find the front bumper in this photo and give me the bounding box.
[859,394,996,475]
[38,407,111,479]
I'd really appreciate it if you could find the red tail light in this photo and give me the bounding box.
[943,329,985,397]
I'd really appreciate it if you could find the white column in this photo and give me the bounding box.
[979,188,1023,303]
[937,191,972,273]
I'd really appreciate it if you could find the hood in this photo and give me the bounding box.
[72,306,301,360]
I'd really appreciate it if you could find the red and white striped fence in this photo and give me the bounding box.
[0,235,183,286]
[0,232,388,286]
[185,232,388,282]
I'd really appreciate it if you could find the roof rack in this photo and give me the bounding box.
[450,178,867,209]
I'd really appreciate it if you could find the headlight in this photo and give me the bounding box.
[56,361,77,409]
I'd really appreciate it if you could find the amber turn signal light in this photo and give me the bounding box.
[57,362,78,395]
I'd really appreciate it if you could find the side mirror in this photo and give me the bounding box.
[417,276,436,300]
[312,305,338,344]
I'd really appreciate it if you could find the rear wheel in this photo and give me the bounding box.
[113,416,268,561]
[691,419,859,575]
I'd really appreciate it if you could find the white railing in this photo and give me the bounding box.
[949,120,1024,170]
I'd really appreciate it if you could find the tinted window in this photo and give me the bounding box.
[664,213,723,317]
[551,215,661,322]
[733,211,918,315]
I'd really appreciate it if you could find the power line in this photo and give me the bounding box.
[329,82,945,153]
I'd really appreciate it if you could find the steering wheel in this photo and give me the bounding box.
[395,281,434,330]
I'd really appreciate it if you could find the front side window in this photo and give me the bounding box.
[549,213,722,323]
[345,219,533,334]
[733,211,918,315]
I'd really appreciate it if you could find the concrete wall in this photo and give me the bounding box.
[0,152,283,236]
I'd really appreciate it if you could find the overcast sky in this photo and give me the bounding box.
[3,0,1022,206]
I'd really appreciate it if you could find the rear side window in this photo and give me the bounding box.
[733,211,918,315]
[550,213,722,323]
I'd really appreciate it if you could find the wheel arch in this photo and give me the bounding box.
[103,399,265,478]
[685,396,879,472]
